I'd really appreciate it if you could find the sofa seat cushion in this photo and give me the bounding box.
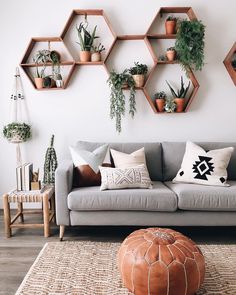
[165,181,236,211]
[68,181,177,212]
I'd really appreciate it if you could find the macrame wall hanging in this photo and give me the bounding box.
[3,67,32,166]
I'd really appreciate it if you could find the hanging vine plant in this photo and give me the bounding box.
[3,122,31,143]
[107,70,136,133]
[175,19,205,73]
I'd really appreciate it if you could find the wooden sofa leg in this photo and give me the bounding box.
[59,225,65,241]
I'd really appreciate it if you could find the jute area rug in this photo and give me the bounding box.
[16,241,236,295]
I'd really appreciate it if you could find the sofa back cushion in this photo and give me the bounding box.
[75,141,162,181]
[162,142,236,181]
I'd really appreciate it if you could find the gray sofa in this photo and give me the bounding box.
[55,141,236,239]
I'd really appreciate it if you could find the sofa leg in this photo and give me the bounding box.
[59,225,65,241]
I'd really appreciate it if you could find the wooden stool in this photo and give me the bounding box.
[3,186,55,238]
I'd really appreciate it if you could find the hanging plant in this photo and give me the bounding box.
[3,122,31,143]
[43,135,58,184]
[175,19,205,73]
[107,70,136,133]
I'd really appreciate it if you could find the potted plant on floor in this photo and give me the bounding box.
[128,62,148,87]
[3,122,31,143]
[166,76,190,112]
[91,43,105,62]
[165,15,177,34]
[107,70,136,133]
[153,91,167,112]
[76,16,99,62]
[175,19,205,73]
[166,47,176,62]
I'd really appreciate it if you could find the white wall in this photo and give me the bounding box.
[0,0,236,207]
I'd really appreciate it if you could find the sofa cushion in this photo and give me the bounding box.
[74,141,162,181]
[68,181,177,212]
[165,181,236,211]
[162,142,236,181]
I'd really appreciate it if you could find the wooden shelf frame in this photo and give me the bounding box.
[20,37,76,90]
[223,42,236,86]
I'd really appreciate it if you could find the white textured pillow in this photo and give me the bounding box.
[173,141,234,186]
[100,164,152,191]
[110,147,147,168]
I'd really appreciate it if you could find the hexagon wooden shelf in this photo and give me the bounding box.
[223,42,236,86]
[20,37,75,90]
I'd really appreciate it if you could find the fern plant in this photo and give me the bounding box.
[175,19,205,73]
[43,135,58,184]
[107,70,136,133]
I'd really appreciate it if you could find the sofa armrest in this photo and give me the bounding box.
[55,159,74,226]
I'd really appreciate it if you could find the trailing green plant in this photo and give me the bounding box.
[76,15,99,51]
[165,99,176,113]
[232,59,236,69]
[129,62,148,75]
[175,19,205,73]
[3,122,31,142]
[92,43,105,53]
[153,91,167,100]
[166,46,175,51]
[166,15,177,21]
[43,135,58,184]
[166,76,190,98]
[107,70,136,133]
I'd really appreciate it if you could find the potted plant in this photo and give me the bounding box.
[34,66,45,89]
[175,19,205,73]
[33,50,51,89]
[153,91,167,112]
[76,16,99,62]
[91,43,105,62]
[107,70,136,133]
[3,122,31,143]
[128,62,148,87]
[165,99,176,113]
[166,76,190,112]
[165,15,177,35]
[166,47,176,61]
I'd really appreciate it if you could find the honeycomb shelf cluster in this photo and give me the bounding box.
[20,7,200,113]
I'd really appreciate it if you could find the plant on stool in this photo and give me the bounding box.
[43,135,58,184]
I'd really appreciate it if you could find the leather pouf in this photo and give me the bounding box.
[118,228,205,295]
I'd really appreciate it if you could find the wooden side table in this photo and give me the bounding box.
[3,186,55,238]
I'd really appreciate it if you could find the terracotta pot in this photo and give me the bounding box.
[91,52,101,62]
[79,51,91,62]
[156,99,165,112]
[174,98,185,112]
[165,20,176,34]
[166,50,176,61]
[34,78,44,89]
[132,74,145,87]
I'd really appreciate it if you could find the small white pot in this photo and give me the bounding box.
[56,80,64,88]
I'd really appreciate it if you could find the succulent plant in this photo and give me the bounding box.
[166,15,177,21]
[153,91,167,100]
[166,76,190,98]
[92,43,105,53]
[165,99,176,113]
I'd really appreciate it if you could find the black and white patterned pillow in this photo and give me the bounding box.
[173,142,234,186]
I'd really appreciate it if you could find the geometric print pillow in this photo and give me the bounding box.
[99,164,152,191]
[173,141,234,186]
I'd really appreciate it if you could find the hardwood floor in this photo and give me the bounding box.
[0,209,236,295]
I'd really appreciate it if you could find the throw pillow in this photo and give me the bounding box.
[69,144,111,187]
[110,147,147,168]
[100,164,152,191]
[173,141,234,186]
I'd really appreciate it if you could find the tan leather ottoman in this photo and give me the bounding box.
[118,227,205,295]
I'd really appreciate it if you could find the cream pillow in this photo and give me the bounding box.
[173,141,234,186]
[100,165,152,191]
[110,147,147,168]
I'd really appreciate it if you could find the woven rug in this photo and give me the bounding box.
[16,241,236,295]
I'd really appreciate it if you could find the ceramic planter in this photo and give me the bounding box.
[34,78,44,89]
[166,50,176,61]
[91,52,101,62]
[79,51,91,62]
[56,80,63,88]
[165,20,176,34]
[174,98,185,112]
[132,74,145,87]
[156,99,165,112]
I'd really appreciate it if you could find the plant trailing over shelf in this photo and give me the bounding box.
[128,62,148,87]
[175,19,205,73]
[107,70,136,133]
[3,122,31,143]
[43,134,58,184]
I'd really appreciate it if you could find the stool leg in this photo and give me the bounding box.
[59,225,65,241]
[3,194,11,238]
[18,202,24,223]
[43,194,50,238]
